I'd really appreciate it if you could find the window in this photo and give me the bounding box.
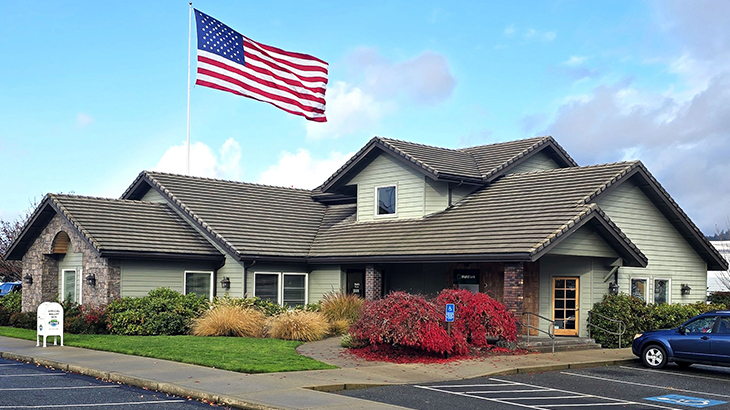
[654,279,670,304]
[185,271,214,300]
[254,272,308,307]
[376,186,396,215]
[61,269,80,304]
[683,316,717,334]
[717,317,730,334]
[631,278,647,302]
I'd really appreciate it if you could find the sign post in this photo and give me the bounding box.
[445,303,455,358]
[36,302,64,347]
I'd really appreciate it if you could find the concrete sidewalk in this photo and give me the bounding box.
[0,335,637,410]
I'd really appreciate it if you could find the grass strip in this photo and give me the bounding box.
[0,327,336,373]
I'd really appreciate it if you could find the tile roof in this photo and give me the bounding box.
[316,135,578,192]
[309,162,644,262]
[48,194,221,256]
[143,172,327,258]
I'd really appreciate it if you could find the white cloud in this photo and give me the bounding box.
[503,25,516,36]
[306,81,387,140]
[76,112,94,128]
[503,26,556,43]
[258,149,354,189]
[563,56,588,66]
[153,138,242,180]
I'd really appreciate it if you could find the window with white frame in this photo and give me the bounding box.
[376,186,396,216]
[185,271,214,300]
[631,278,648,302]
[254,272,308,307]
[654,279,670,304]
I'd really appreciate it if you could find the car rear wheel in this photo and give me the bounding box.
[642,345,667,369]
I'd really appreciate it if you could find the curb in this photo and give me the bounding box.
[0,351,278,410]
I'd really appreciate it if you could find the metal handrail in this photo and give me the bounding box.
[587,310,627,348]
[521,312,556,353]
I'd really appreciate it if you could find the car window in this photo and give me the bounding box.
[717,317,730,334]
[683,316,717,333]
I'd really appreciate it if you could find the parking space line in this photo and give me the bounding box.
[0,364,23,367]
[0,373,65,378]
[0,385,120,391]
[433,382,518,388]
[494,396,596,400]
[465,389,555,393]
[560,371,730,399]
[415,385,551,410]
[619,365,730,382]
[0,399,188,408]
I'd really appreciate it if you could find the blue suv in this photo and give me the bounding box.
[0,281,21,297]
[632,311,730,369]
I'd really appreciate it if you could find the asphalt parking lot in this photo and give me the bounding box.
[340,362,730,410]
[0,358,228,409]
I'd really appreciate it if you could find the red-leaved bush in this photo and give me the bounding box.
[434,289,518,346]
[350,292,462,355]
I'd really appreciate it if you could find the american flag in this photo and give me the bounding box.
[194,9,328,122]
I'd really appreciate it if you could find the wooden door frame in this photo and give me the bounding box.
[552,276,579,336]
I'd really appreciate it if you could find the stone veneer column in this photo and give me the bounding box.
[503,262,524,317]
[364,265,382,301]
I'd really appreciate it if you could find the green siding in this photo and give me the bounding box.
[57,251,82,301]
[217,254,244,298]
[548,226,618,258]
[141,189,167,203]
[120,260,217,298]
[507,151,560,174]
[424,177,448,215]
[539,255,613,337]
[597,179,707,304]
[308,265,343,302]
[349,154,426,221]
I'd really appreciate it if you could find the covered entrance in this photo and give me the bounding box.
[553,277,579,336]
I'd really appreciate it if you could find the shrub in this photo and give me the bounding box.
[328,319,351,336]
[64,304,109,334]
[268,310,329,342]
[0,291,22,313]
[107,288,209,335]
[350,292,458,355]
[589,294,728,348]
[191,304,266,337]
[434,289,518,349]
[9,312,35,329]
[708,291,730,306]
[320,291,364,325]
[215,295,286,316]
[0,308,12,326]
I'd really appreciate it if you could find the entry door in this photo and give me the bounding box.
[553,277,579,336]
[346,270,365,297]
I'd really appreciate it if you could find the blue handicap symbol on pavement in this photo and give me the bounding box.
[645,394,726,408]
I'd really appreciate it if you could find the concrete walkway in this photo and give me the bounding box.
[0,335,637,410]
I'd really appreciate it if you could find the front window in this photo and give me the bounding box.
[683,316,717,334]
[185,271,213,300]
[377,186,396,215]
[631,278,647,302]
[654,279,670,304]
[254,272,308,307]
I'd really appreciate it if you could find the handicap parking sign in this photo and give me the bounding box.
[645,395,726,408]
[445,303,455,322]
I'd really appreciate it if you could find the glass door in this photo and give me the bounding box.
[553,277,579,336]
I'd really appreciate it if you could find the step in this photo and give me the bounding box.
[518,337,602,353]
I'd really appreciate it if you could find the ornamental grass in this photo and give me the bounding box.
[190,304,266,338]
[268,310,329,342]
[320,291,364,325]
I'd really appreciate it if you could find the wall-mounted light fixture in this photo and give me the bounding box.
[85,273,96,287]
[681,284,691,296]
[608,282,619,295]
[23,274,33,286]
[220,277,231,290]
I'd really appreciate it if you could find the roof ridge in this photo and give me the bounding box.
[458,135,549,151]
[47,194,103,252]
[378,136,463,152]
[377,138,441,176]
[146,171,314,193]
[50,193,162,206]
[478,136,554,178]
[578,161,641,205]
[143,172,241,256]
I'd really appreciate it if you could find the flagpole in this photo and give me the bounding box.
[186,2,193,175]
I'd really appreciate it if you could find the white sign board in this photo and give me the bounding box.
[36,302,64,347]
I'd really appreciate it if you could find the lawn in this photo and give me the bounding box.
[0,327,336,373]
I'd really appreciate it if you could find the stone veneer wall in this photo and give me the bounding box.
[21,214,121,312]
[364,264,382,301]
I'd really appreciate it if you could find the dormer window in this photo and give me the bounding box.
[376,185,396,216]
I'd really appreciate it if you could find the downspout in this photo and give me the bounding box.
[243,260,257,298]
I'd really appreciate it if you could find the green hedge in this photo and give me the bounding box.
[708,291,730,306]
[589,293,727,348]
[106,288,209,335]
[0,291,22,327]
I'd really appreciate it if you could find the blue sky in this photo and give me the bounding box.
[1,1,729,234]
